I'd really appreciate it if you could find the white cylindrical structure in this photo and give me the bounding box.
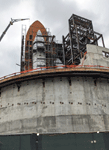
[33,30,46,69]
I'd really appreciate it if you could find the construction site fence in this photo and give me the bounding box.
[0,65,109,81]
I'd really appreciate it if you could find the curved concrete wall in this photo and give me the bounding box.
[0,76,109,134]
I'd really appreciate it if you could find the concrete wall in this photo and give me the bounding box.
[0,76,109,135]
[80,44,109,67]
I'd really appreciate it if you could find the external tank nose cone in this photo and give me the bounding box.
[33,30,45,50]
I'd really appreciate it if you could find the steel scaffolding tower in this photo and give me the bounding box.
[63,14,105,65]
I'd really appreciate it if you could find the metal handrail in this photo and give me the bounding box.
[0,65,109,81]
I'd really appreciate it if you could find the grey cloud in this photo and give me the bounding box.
[32,0,98,41]
[0,0,20,12]
[0,0,109,77]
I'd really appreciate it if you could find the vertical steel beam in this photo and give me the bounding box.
[101,35,105,48]
[62,36,65,65]
[69,20,73,64]
[75,25,80,54]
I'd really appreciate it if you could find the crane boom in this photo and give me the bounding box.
[0,18,29,42]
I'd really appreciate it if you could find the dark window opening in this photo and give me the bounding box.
[29,35,33,39]
[25,54,29,59]
[102,51,109,58]
[27,41,32,46]
[30,47,32,50]
[30,41,32,45]
[27,41,29,45]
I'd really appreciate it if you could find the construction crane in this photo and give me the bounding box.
[0,18,29,42]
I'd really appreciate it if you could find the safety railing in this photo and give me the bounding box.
[0,65,109,81]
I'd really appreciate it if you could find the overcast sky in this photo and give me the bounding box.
[0,0,109,77]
